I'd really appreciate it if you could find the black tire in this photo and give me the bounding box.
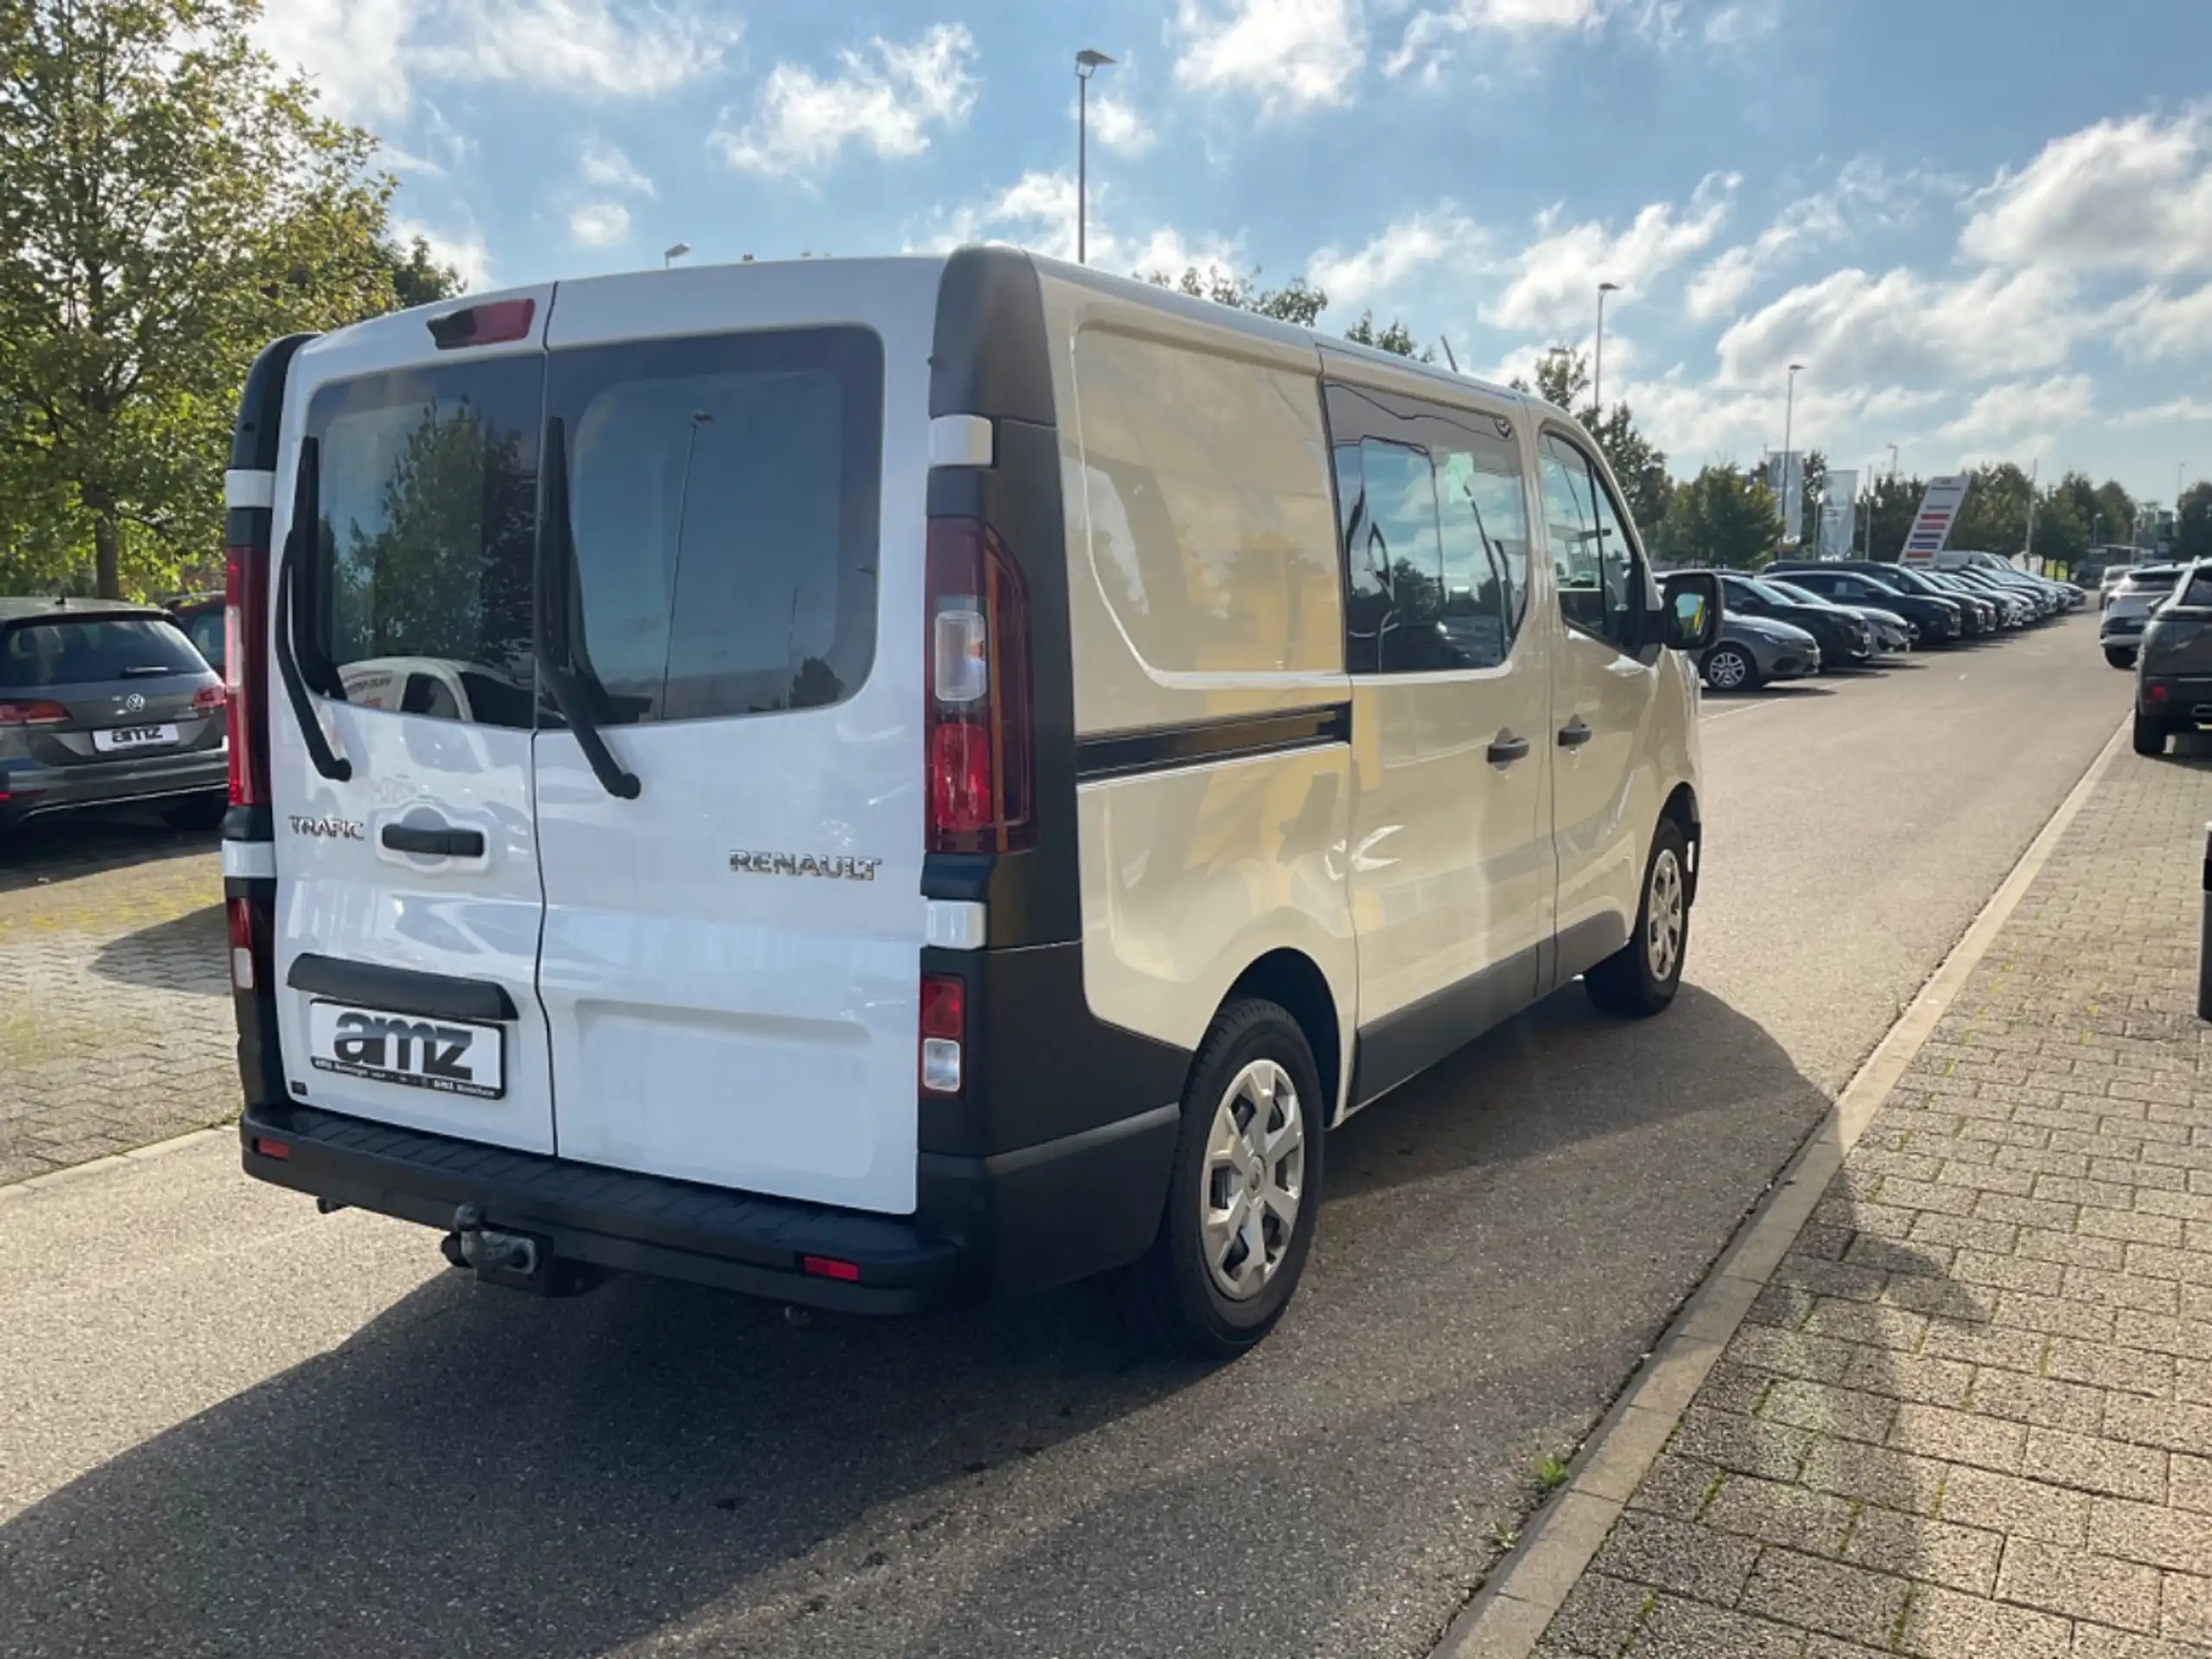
[163,792,227,832]
[1586,817,1691,1020]
[2133,712,2171,758]
[1109,998,1326,1362]
[2106,648,2138,670]
[1702,645,1758,693]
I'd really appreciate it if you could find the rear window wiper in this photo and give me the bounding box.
[118,664,177,677]
[276,436,352,783]
[536,417,640,800]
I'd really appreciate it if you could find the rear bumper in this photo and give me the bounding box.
[239,1095,1180,1315]
[0,747,226,823]
[2140,677,2212,723]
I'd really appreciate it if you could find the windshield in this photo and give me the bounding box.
[1743,578,1806,607]
[0,616,208,687]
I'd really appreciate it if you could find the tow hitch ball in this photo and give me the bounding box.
[442,1203,539,1276]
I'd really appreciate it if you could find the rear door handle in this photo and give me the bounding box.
[1486,733,1531,765]
[1558,718,1593,748]
[381,823,486,859]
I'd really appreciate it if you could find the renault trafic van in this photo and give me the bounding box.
[223,247,1719,1357]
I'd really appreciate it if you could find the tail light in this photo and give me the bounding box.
[0,699,67,726]
[925,518,1033,854]
[226,537,271,805]
[919,973,964,1096]
[191,683,226,712]
[226,894,273,993]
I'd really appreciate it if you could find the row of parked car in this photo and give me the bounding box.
[1662,554,2088,692]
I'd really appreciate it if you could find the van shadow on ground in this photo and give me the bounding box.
[88,902,228,995]
[3,983,1840,1659]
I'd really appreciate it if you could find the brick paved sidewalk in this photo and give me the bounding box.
[1535,739,2212,1658]
[0,818,237,1185]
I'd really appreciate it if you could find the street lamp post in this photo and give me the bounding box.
[1593,281,1619,419]
[1075,49,1116,265]
[1886,443,1899,479]
[1782,363,1804,544]
[663,242,690,269]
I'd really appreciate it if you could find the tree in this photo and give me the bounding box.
[2095,480,2139,550]
[1513,347,1592,419]
[2031,488,2088,575]
[2178,481,2212,565]
[0,0,406,599]
[1143,265,1327,328]
[375,234,464,309]
[1950,462,2037,556]
[1789,449,1827,550]
[1661,464,1781,570]
[1587,403,1671,542]
[1342,309,1430,361]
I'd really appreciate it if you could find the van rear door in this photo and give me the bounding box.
[531,261,935,1216]
[268,290,559,1154]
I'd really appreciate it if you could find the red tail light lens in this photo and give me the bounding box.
[191,683,226,712]
[226,895,273,993]
[924,518,1033,855]
[0,700,67,726]
[801,1255,861,1282]
[225,540,270,806]
[919,972,965,1096]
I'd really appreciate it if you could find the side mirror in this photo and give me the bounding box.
[1659,571,1722,652]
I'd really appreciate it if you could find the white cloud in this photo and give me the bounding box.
[913,171,1236,278]
[255,0,414,119]
[1386,0,1689,74]
[255,0,733,119]
[1685,194,1843,321]
[1308,208,1485,310]
[1936,375,2097,456]
[1713,265,2083,390]
[2116,397,2212,428]
[392,216,493,291]
[1483,175,1736,332]
[1702,0,1784,45]
[410,0,737,101]
[1962,108,2212,276]
[1087,92,1155,156]
[2109,283,2212,359]
[569,201,631,248]
[579,137,653,196]
[714,23,978,181]
[1173,0,1365,115]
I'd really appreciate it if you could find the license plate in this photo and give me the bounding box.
[307,1001,505,1099]
[92,723,178,752]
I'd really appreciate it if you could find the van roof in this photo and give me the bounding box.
[309,245,1535,416]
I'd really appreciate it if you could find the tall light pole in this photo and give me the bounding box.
[1593,281,1619,419]
[1782,363,1805,544]
[663,242,690,269]
[1075,49,1115,265]
[1886,442,1899,479]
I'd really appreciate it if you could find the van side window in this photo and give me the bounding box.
[308,358,543,730]
[1540,434,1641,654]
[548,327,882,726]
[1326,382,1531,674]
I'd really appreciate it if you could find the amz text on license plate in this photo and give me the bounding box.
[92,723,177,752]
[308,1001,505,1099]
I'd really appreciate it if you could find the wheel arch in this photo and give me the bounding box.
[1220,950,1344,1128]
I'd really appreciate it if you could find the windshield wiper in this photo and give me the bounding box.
[535,417,639,801]
[276,436,352,783]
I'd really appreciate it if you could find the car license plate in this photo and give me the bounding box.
[307,1001,505,1099]
[92,723,178,752]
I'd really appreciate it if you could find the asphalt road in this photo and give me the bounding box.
[0,614,2127,1659]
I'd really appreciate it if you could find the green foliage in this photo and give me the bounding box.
[1662,465,1782,570]
[376,234,466,310]
[0,0,429,599]
[1511,347,1592,419]
[1859,473,1923,561]
[1142,265,1329,328]
[1586,404,1672,542]
[2095,479,2140,547]
[2178,481,2212,565]
[1342,309,1431,361]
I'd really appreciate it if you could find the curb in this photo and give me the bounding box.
[1432,713,2133,1659]
[0,1123,233,1202]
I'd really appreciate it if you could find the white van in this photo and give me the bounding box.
[220,248,1719,1357]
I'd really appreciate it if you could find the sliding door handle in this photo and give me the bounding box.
[1486,733,1531,765]
[1557,718,1593,748]
[381,823,486,859]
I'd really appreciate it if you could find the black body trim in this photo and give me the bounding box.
[1074,703,1352,783]
[240,1092,1181,1312]
[1548,912,1633,996]
[1351,944,1541,1108]
[285,953,518,1022]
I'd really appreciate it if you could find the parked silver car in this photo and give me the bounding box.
[2102,565,2183,668]
[1700,613,1821,692]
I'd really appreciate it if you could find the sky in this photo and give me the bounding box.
[254,0,2212,505]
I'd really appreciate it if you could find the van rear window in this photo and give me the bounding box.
[549,326,882,724]
[307,357,543,730]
